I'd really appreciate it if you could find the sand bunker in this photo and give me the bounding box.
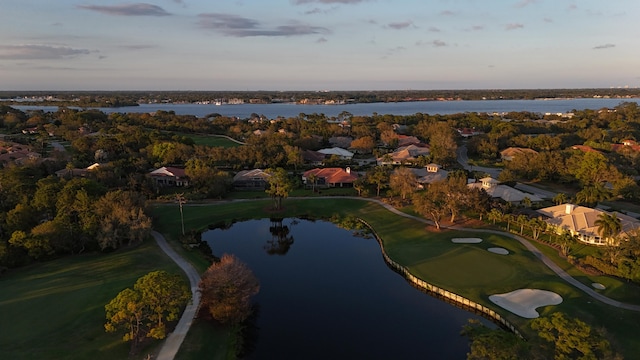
[592,283,606,290]
[451,237,483,244]
[488,247,509,255]
[489,289,563,318]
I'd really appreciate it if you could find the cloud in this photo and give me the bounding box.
[428,26,441,32]
[431,40,447,47]
[543,17,553,23]
[593,43,615,50]
[469,25,484,31]
[316,37,328,43]
[0,44,92,60]
[515,0,537,8]
[77,3,172,16]
[197,13,330,37]
[119,44,157,50]
[440,10,456,16]
[293,0,367,4]
[505,23,524,30]
[386,21,414,30]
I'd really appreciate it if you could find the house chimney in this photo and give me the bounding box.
[565,204,575,214]
[346,167,351,174]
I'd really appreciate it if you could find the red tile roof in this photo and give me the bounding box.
[303,167,358,184]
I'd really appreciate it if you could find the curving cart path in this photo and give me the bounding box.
[153,196,640,359]
[152,231,202,360]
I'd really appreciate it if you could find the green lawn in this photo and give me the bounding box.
[151,198,640,359]
[4,197,640,359]
[188,135,241,148]
[0,241,184,360]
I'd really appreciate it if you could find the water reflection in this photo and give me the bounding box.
[264,218,295,255]
[205,218,489,360]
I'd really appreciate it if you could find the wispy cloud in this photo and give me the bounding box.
[468,25,484,31]
[417,40,447,47]
[428,26,441,32]
[197,13,330,37]
[543,17,553,23]
[515,0,537,8]
[505,23,524,30]
[0,44,92,60]
[386,21,414,30]
[77,3,172,16]
[440,10,456,16]
[593,43,615,50]
[119,44,158,50]
[316,37,328,43]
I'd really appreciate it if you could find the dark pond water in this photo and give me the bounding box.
[203,218,492,360]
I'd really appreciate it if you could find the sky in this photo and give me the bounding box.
[1,0,639,91]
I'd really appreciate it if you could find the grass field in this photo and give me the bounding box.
[151,198,640,359]
[187,135,241,148]
[4,197,640,359]
[0,241,185,360]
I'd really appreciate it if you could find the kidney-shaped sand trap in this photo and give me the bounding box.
[592,283,606,290]
[488,247,509,255]
[451,237,483,243]
[489,289,563,318]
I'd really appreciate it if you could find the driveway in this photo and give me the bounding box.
[456,145,502,178]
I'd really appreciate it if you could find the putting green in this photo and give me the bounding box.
[409,245,516,288]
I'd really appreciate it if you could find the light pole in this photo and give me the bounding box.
[176,193,186,236]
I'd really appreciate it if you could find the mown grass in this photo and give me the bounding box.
[0,241,185,360]
[151,198,640,359]
[188,135,241,148]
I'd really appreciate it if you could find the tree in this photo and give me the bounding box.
[350,136,376,154]
[461,319,528,360]
[575,184,611,206]
[307,173,318,193]
[530,312,619,360]
[488,208,504,225]
[413,185,448,230]
[284,145,303,170]
[198,254,260,325]
[353,177,368,197]
[94,191,152,250]
[105,271,190,354]
[528,217,546,241]
[553,193,568,205]
[389,167,417,200]
[367,166,390,197]
[428,122,458,166]
[595,212,622,245]
[176,193,186,236]
[265,167,292,210]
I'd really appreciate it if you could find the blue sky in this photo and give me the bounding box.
[1,0,638,90]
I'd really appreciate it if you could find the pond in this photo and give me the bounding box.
[204,218,491,359]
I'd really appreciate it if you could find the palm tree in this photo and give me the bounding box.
[552,193,567,205]
[307,173,318,193]
[594,212,622,245]
[517,214,529,235]
[488,208,503,225]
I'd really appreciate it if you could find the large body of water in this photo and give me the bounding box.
[204,218,490,360]
[12,97,640,119]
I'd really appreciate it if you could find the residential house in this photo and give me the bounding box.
[302,149,326,166]
[377,144,430,165]
[0,143,41,166]
[570,145,602,154]
[232,169,271,190]
[468,176,542,204]
[457,128,484,138]
[303,167,358,188]
[55,162,101,178]
[500,147,538,161]
[149,166,189,187]
[611,139,640,153]
[396,135,421,147]
[318,147,354,160]
[328,136,353,149]
[412,163,449,186]
[537,203,640,246]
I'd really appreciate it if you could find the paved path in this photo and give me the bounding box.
[456,144,502,178]
[152,231,202,360]
[152,196,640,359]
